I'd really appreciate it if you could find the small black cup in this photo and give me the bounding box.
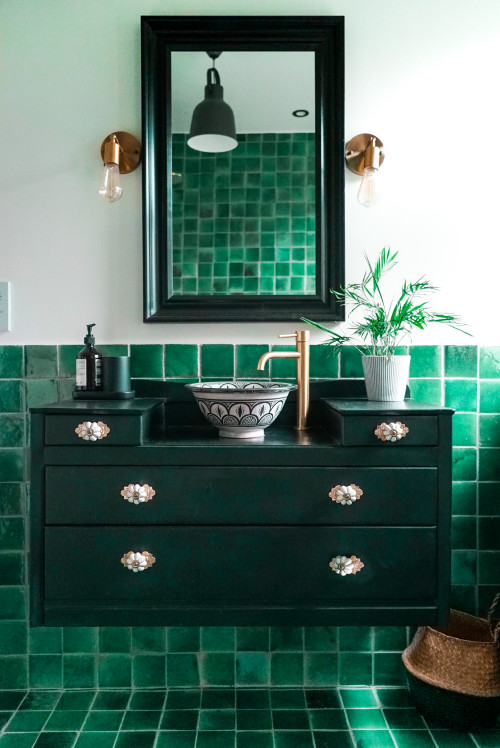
[102,356,131,394]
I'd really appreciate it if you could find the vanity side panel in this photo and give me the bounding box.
[436,413,452,623]
[30,414,45,626]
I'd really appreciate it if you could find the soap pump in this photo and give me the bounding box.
[76,323,103,391]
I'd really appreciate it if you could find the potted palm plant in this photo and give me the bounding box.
[302,247,468,401]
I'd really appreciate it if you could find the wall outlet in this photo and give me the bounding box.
[0,282,11,332]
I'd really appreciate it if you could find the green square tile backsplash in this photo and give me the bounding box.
[172,133,316,296]
[0,343,498,689]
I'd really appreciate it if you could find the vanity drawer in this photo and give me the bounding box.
[45,466,438,526]
[45,526,437,603]
[341,415,438,447]
[45,414,144,446]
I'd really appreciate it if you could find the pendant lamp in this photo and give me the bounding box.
[187,52,238,153]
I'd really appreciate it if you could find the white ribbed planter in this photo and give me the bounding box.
[362,355,411,401]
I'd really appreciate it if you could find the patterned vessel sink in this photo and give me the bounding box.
[185,381,297,438]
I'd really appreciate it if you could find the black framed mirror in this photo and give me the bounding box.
[142,16,344,322]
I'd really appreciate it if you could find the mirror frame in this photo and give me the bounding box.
[141,15,345,322]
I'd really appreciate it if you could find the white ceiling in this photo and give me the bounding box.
[171,51,315,134]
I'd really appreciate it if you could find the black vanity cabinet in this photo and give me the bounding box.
[30,390,453,626]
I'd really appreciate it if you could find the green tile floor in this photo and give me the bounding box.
[0,687,497,747]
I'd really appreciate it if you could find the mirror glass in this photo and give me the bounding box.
[171,51,316,296]
[142,16,344,322]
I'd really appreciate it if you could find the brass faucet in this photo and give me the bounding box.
[257,330,310,430]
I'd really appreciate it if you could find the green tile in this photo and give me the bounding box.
[156,732,196,748]
[0,450,23,482]
[0,347,23,378]
[408,379,442,406]
[56,691,95,710]
[352,731,395,748]
[6,709,51,731]
[0,621,27,655]
[444,380,477,411]
[237,709,273,730]
[0,655,27,688]
[235,345,269,379]
[373,653,407,686]
[450,584,476,614]
[310,345,338,379]
[479,517,500,549]
[165,689,201,709]
[167,627,200,652]
[132,627,166,652]
[480,346,500,378]
[0,690,26,710]
[237,732,273,748]
[305,689,341,708]
[0,551,24,584]
[339,627,372,651]
[121,710,161,730]
[201,345,234,378]
[129,690,165,710]
[130,345,163,378]
[200,653,234,686]
[479,414,500,446]
[409,346,441,377]
[0,587,25,619]
[313,733,354,748]
[235,652,269,685]
[271,689,305,709]
[196,732,235,748]
[480,381,500,413]
[160,709,198,730]
[452,482,476,514]
[452,413,476,446]
[451,516,476,548]
[199,708,235,730]
[63,627,97,653]
[59,379,75,400]
[0,517,24,549]
[92,691,130,710]
[373,627,407,651]
[444,345,477,377]
[340,347,364,378]
[478,482,500,514]
[74,734,117,748]
[376,689,413,708]
[201,627,235,651]
[167,653,200,687]
[430,731,476,747]
[237,628,269,651]
[83,710,123,731]
[383,708,425,729]
[339,653,372,685]
[63,655,96,688]
[164,345,199,379]
[271,627,303,651]
[270,346,296,379]
[131,654,166,687]
[0,483,24,515]
[29,654,62,688]
[98,345,128,357]
[340,688,377,708]
[25,379,58,409]
[273,709,310,730]
[20,691,61,709]
[0,414,24,447]
[271,653,303,685]
[478,551,500,583]
[0,381,22,412]
[29,626,61,654]
[44,709,86,731]
[304,653,338,686]
[59,346,81,378]
[479,448,500,480]
[390,731,434,747]
[98,627,131,653]
[346,708,386,729]
[309,709,348,730]
[451,550,476,583]
[201,689,234,709]
[237,690,270,709]
[0,735,38,748]
[452,448,476,480]
[304,627,337,651]
[33,731,78,747]
[24,345,57,378]
[97,655,131,688]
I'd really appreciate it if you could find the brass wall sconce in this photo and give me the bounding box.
[345,133,384,208]
[99,132,142,203]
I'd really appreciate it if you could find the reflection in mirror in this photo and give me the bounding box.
[171,51,316,296]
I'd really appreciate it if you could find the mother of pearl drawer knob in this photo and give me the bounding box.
[329,555,364,576]
[121,550,155,572]
[329,484,363,505]
[120,484,156,504]
[75,421,110,441]
[374,421,409,442]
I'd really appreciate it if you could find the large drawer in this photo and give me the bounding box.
[339,415,438,447]
[45,526,437,603]
[45,466,438,525]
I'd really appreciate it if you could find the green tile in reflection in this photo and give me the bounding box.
[444,345,478,377]
[479,448,500,480]
[200,627,235,652]
[235,652,270,686]
[304,653,338,686]
[0,347,23,378]
[0,483,24,515]
[452,550,477,584]
[271,653,303,685]
[0,381,22,413]
[132,654,166,688]
[339,652,372,685]
[445,380,477,411]
[452,413,476,446]
[479,414,500,446]
[200,652,234,686]
[63,654,96,688]
[480,346,500,378]
[479,381,500,412]
[452,448,477,480]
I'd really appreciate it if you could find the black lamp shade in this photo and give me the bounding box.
[187,68,238,153]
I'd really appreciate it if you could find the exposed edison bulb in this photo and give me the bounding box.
[357,166,379,207]
[99,163,122,203]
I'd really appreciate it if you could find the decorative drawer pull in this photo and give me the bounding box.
[75,421,110,441]
[121,483,156,504]
[329,484,363,505]
[121,550,155,572]
[375,421,409,442]
[329,555,364,576]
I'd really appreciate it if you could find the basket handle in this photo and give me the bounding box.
[487,591,500,645]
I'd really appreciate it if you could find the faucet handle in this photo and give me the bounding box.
[278,331,310,341]
[278,332,298,339]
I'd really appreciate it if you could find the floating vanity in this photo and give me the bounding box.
[30,381,452,627]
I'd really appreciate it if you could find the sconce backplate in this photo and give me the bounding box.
[345,133,385,175]
[100,132,142,174]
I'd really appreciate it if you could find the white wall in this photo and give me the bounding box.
[1,0,499,344]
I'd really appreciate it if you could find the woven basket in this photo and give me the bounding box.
[402,603,500,730]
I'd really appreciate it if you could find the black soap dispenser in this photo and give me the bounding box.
[75,323,103,392]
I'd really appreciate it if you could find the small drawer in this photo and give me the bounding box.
[45,526,437,603]
[341,415,438,447]
[45,414,143,446]
[45,466,438,526]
